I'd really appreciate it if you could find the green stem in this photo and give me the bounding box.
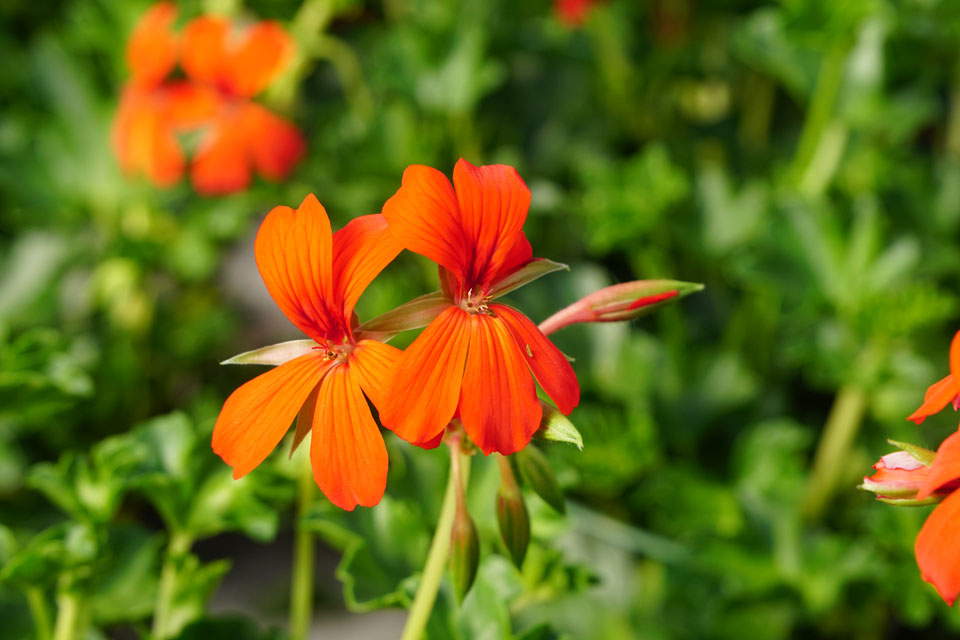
[400,439,471,640]
[51,586,81,640]
[152,531,194,640]
[801,383,868,520]
[787,43,849,190]
[26,587,52,640]
[289,455,316,640]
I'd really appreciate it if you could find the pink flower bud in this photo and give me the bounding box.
[861,444,947,505]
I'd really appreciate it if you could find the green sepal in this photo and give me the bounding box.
[220,340,317,366]
[535,401,583,450]
[489,259,569,298]
[355,292,449,342]
[887,439,936,466]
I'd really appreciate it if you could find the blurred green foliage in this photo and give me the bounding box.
[5,0,960,638]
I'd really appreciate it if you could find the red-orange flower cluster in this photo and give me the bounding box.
[112,3,304,194]
[214,160,587,509]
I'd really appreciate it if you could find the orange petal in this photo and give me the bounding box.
[916,489,960,605]
[951,330,960,385]
[494,304,580,415]
[918,431,960,499]
[332,214,402,321]
[243,103,305,181]
[112,87,184,187]
[382,165,467,281]
[452,159,531,289]
[349,339,403,410]
[459,313,541,455]
[126,2,178,86]
[212,352,331,478]
[908,374,959,424]
[491,232,533,285]
[223,22,295,97]
[380,306,470,445]
[254,194,337,342]
[181,16,229,86]
[191,113,252,194]
[291,382,320,458]
[165,81,221,129]
[309,363,388,510]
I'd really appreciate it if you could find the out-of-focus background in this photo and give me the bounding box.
[4,0,960,638]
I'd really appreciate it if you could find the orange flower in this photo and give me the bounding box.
[179,15,304,194]
[112,3,304,194]
[907,329,960,424]
[378,159,580,456]
[912,432,960,605]
[212,195,401,510]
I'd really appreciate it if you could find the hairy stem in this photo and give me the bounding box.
[400,437,471,640]
[289,454,317,640]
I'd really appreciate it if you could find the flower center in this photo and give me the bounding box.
[458,288,493,316]
[321,338,355,363]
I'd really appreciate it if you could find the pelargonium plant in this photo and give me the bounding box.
[216,159,701,638]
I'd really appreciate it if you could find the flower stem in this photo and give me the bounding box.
[289,454,316,640]
[400,438,471,640]
[801,383,868,520]
[26,587,52,640]
[51,585,81,640]
[152,530,194,640]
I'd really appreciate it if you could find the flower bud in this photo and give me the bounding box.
[515,445,565,514]
[449,502,479,602]
[538,279,703,336]
[496,456,530,568]
[861,442,944,505]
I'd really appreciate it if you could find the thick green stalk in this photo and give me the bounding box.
[400,440,471,640]
[801,383,868,520]
[152,531,194,640]
[51,586,81,640]
[289,455,317,640]
[27,587,52,640]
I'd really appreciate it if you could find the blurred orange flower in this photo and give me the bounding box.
[379,159,580,456]
[213,195,401,510]
[112,3,304,194]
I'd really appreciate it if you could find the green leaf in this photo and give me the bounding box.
[489,259,569,298]
[89,526,163,624]
[535,402,584,450]
[221,340,317,366]
[172,617,285,640]
[164,554,232,638]
[302,495,431,611]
